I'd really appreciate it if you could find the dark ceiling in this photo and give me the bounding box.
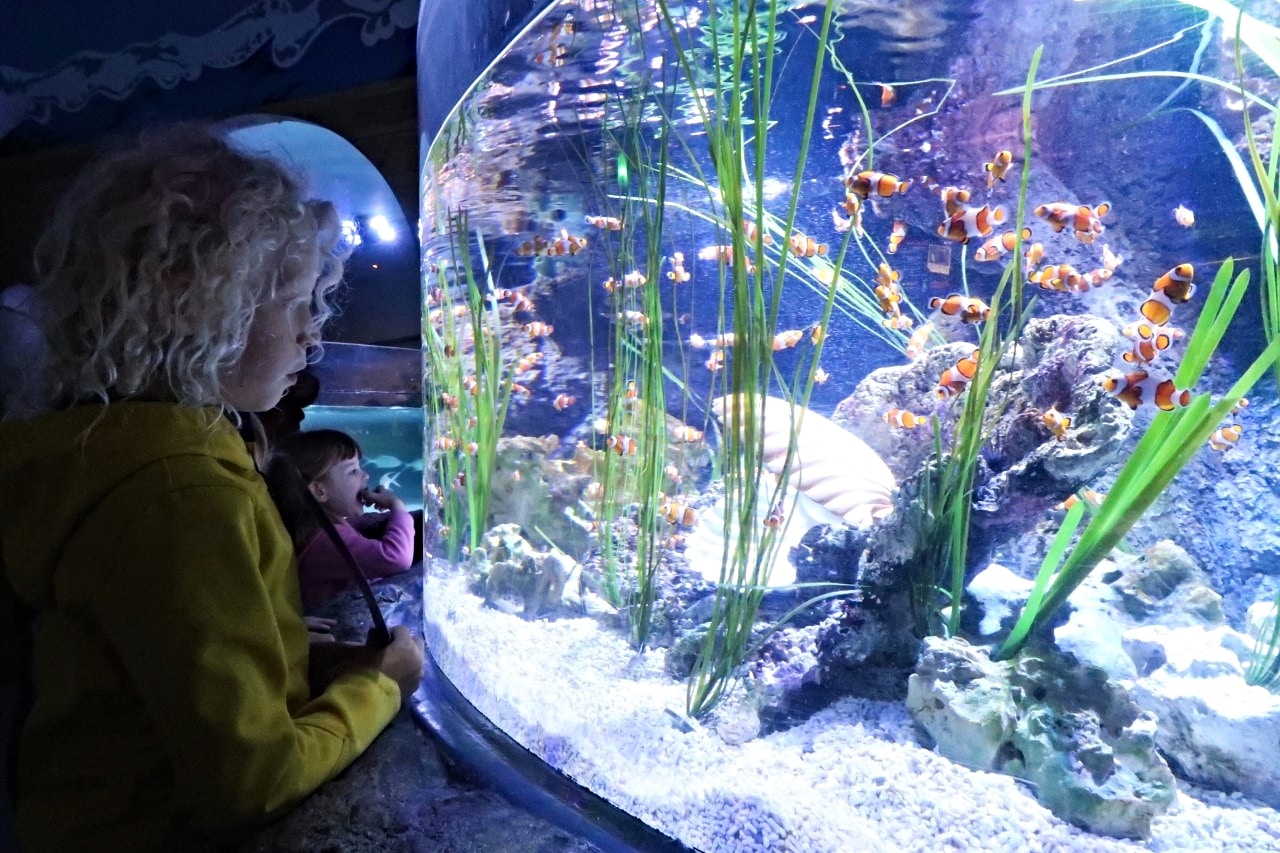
[0,0,545,346]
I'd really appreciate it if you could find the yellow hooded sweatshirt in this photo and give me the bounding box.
[0,402,401,852]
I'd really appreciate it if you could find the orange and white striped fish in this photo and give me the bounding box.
[1101,244,1124,272]
[882,312,914,330]
[1121,321,1182,365]
[1053,488,1105,514]
[813,366,830,383]
[937,349,981,398]
[1233,397,1250,415]
[923,178,971,216]
[606,434,638,455]
[667,252,691,283]
[887,220,907,254]
[1208,422,1242,452]
[1030,263,1084,293]
[884,407,925,429]
[846,170,912,199]
[763,502,786,529]
[772,329,805,351]
[659,497,698,527]
[1102,370,1191,411]
[905,321,935,360]
[585,214,623,230]
[524,321,554,337]
[1152,263,1195,304]
[937,204,1007,244]
[671,425,704,443]
[929,294,990,324]
[1024,242,1046,269]
[1041,407,1071,441]
[1033,201,1111,244]
[973,228,1032,262]
[743,219,774,245]
[984,150,1013,187]
[789,233,828,258]
[553,393,576,411]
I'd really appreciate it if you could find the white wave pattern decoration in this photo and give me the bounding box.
[0,0,416,133]
[711,394,897,529]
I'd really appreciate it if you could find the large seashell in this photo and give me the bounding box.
[710,394,896,528]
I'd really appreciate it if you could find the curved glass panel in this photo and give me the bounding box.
[419,1,1280,848]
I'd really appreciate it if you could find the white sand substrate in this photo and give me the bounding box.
[423,571,1280,852]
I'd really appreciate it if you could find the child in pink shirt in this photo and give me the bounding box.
[267,429,416,607]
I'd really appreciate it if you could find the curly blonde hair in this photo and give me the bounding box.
[35,123,351,409]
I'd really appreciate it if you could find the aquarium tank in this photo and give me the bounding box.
[417,0,1280,848]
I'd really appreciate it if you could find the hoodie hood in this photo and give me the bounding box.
[0,403,255,609]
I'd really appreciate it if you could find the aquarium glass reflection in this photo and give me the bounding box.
[418,0,1280,849]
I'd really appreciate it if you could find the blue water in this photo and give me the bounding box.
[300,405,425,512]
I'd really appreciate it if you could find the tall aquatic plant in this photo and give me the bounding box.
[422,212,519,558]
[910,47,1042,638]
[996,260,1280,659]
[654,0,843,718]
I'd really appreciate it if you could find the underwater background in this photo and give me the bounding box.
[411,0,1280,849]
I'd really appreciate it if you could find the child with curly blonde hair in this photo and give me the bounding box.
[0,124,424,853]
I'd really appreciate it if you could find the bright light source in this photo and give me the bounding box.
[340,218,362,248]
[367,214,397,242]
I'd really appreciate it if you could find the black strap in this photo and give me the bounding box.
[302,489,392,648]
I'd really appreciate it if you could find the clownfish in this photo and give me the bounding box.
[813,366,830,384]
[1208,422,1242,452]
[671,424,704,443]
[930,294,990,324]
[773,329,805,351]
[984,150,1013,187]
[1024,242,1046,269]
[586,215,623,230]
[667,252,691,283]
[1139,291,1178,326]
[937,204,1007,244]
[516,235,550,257]
[763,502,786,529]
[1101,244,1124,272]
[1034,201,1111,243]
[546,230,588,256]
[1121,321,1182,365]
[1030,263,1084,293]
[743,219,774,246]
[846,170,912,198]
[1041,407,1071,441]
[882,312,914,330]
[524,321,555,338]
[552,393,575,411]
[922,177,971,216]
[880,84,897,108]
[884,407,925,429]
[937,349,981,398]
[1173,205,1196,228]
[1233,397,1250,415]
[789,233,828,258]
[808,322,827,345]
[973,228,1032,262]
[876,262,901,288]
[1102,370,1191,411]
[1152,263,1195,304]
[1053,488,1105,514]
[888,220,907,254]
[905,322,935,360]
[606,434,638,456]
[659,497,698,527]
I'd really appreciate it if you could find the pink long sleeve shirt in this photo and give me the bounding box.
[296,509,414,607]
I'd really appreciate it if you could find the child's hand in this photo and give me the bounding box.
[305,615,337,644]
[358,485,406,512]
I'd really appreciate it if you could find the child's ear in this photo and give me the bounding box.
[307,480,327,503]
